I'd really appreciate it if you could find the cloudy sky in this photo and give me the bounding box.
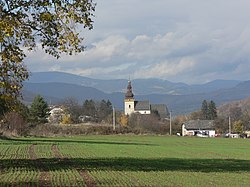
[26,0,250,83]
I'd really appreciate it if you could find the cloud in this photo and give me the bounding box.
[134,58,196,79]
[25,0,250,83]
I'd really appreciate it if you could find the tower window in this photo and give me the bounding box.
[129,105,131,108]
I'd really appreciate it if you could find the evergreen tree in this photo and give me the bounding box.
[208,100,217,120]
[29,95,49,123]
[83,99,96,117]
[201,100,208,119]
[98,100,113,121]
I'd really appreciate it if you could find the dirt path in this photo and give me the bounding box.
[39,172,50,187]
[51,144,63,158]
[50,144,96,187]
[29,144,37,160]
[29,144,51,187]
[79,170,97,187]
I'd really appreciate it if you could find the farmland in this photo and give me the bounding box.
[0,135,250,186]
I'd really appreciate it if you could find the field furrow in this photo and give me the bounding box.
[0,136,250,186]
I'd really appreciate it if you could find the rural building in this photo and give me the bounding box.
[124,80,169,119]
[182,120,215,137]
[48,106,65,123]
[245,131,250,138]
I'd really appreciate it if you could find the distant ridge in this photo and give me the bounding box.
[22,71,250,114]
[27,71,242,95]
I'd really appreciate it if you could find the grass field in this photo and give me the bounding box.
[0,135,250,186]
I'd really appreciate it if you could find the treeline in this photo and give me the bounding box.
[170,99,250,135]
[62,97,113,123]
[0,95,114,136]
[3,94,250,137]
[1,94,172,136]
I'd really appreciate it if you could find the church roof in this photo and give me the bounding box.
[135,101,150,111]
[125,80,134,99]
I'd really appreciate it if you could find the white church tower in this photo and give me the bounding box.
[124,80,135,115]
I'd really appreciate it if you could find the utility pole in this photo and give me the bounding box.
[229,116,231,135]
[170,110,172,136]
[113,107,116,130]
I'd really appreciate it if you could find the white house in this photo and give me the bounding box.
[182,120,215,137]
[48,107,65,123]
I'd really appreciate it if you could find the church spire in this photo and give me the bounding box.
[125,80,134,99]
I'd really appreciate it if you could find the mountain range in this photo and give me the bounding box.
[22,71,250,115]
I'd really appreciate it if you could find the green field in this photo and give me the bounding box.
[0,135,250,186]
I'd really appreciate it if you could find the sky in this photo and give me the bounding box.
[26,0,250,84]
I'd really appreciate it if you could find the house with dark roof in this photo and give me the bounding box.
[134,101,151,114]
[151,104,170,119]
[182,120,215,137]
[124,81,169,118]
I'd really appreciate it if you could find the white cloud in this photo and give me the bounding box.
[83,35,129,62]
[25,0,250,83]
[134,58,196,79]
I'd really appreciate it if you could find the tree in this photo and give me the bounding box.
[241,110,250,130]
[2,111,26,136]
[29,95,49,123]
[61,114,72,125]
[120,114,128,126]
[171,115,186,135]
[0,97,8,117]
[201,100,208,119]
[208,100,217,120]
[0,0,96,111]
[62,97,82,123]
[214,117,228,134]
[16,101,30,121]
[200,100,217,120]
[83,99,96,117]
[97,100,113,122]
[233,120,244,134]
[229,106,242,122]
[188,110,202,120]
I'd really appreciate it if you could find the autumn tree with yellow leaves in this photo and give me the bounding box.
[0,0,95,114]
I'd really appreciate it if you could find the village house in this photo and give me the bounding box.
[124,80,169,119]
[47,106,65,123]
[182,120,215,137]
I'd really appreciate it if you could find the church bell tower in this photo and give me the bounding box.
[124,80,135,115]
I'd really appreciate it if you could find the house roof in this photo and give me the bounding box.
[151,104,169,118]
[183,120,215,130]
[135,101,150,111]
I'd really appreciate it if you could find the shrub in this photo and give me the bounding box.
[61,115,72,124]
[1,111,27,136]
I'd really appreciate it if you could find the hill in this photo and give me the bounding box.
[22,82,124,109]
[218,95,250,117]
[23,72,250,114]
[22,77,250,114]
[27,71,241,95]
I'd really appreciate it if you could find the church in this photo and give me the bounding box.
[124,80,170,119]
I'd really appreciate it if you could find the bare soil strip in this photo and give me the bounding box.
[29,144,51,187]
[51,144,63,158]
[39,172,51,187]
[50,144,96,187]
[29,144,37,160]
[79,170,97,187]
